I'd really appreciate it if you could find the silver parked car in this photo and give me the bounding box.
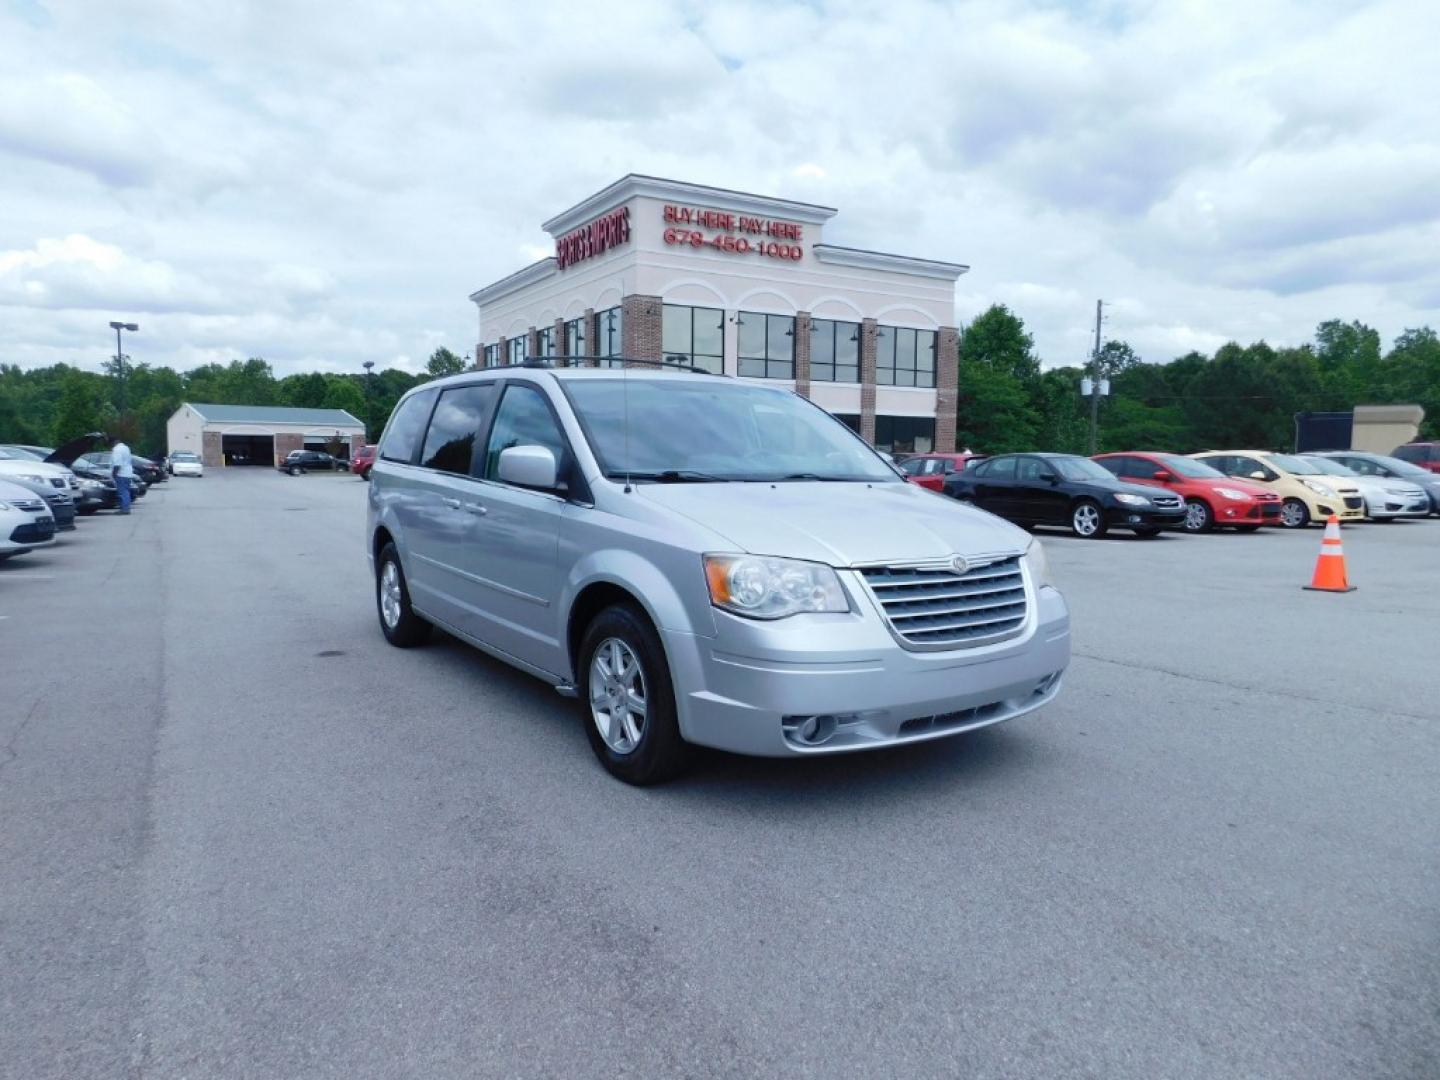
[1311,450,1440,516]
[1297,454,1430,520]
[367,365,1071,784]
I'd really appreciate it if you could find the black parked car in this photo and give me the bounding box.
[279,449,342,475]
[943,452,1189,538]
[75,451,165,486]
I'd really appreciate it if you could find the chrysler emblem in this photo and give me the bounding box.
[950,555,970,576]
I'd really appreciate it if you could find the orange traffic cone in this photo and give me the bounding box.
[1303,515,1356,593]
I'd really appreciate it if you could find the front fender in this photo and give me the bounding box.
[560,548,718,643]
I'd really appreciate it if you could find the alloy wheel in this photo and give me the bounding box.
[380,561,402,628]
[1184,501,1210,532]
[589,638,647,755]
[1281,500,1307,528]
[1073,504,1100,536]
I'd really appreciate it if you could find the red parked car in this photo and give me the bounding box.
[895,452,987,492]
[1393,442,1440,474]
[351,444,377,480]
[1092,451,1281,532]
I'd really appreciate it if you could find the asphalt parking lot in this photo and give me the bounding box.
[3,470,1437,1080]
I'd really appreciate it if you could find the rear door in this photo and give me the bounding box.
[973,456,1019,517]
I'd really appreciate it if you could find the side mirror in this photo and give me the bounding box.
[497,445,558,490]
[1153,470,1173,482]
[1248,470,1268,481]
[1040,470,1060,484]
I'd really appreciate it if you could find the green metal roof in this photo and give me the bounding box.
[184,403,365,427]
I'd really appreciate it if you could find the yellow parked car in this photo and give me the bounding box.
[1190,450,1365,528]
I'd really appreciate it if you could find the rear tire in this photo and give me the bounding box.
[578,604,690,785]
[376,542,431,647]
[1070,499,1108,539]
[1280,498,1310,528]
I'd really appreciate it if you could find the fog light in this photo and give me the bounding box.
[782,714,839,746]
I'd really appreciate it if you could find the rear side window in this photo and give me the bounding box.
[986,456,1017,479]
[1125,457,1160,479]
[380,389,438,464]
[1095,457,1124,477]
[420,384,496,475]
[483,385,569,483]
[1394,445,1420,462]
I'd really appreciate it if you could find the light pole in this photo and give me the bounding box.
[109,320,139,413]
[362,360,375,441]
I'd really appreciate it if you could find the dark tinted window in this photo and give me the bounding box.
[985,456,1017,479]
[1394,445,1421,462]
[483,385,568,483]
[420,384,495,475]
[380,389,438,464]
[1125,457,1161,480]
[898,457,926,476]
[1095,457,1124,477]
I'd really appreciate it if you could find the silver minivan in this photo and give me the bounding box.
[368,364,1070,784]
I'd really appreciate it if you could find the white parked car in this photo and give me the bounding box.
[169,451,204,477]
[1298,455,1430,520]
[0,478,57,562]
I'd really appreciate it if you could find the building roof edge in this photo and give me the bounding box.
[541,174,839,235]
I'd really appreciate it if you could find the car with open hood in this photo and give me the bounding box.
[943,452,1188,538]
[367,364,1070,784]
[1190,451,1365,528]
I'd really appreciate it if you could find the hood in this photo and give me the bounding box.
[1349,474,1425,496]
[636,480,1031,565]
[0,459,70,480]
[44,432,107,466]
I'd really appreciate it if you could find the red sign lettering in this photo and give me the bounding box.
[659,204,804,262]
[555,206,631,270]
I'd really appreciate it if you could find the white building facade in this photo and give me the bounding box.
[470,175,969,453]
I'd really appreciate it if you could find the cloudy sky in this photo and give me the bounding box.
[2,0,1437,378]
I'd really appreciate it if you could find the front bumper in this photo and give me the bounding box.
[664,581,1071,757]
[1364,493,1431,519]
[1107,505,1187,529]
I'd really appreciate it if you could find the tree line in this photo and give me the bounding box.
[2,314,1435,457]
[956,306,1439,454]
[0,347,469,454]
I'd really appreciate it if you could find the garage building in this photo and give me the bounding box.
[167,403,367,468]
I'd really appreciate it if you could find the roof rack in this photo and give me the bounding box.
[481,356,726,376]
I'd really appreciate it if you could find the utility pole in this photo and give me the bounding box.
[1088,300,1104,454]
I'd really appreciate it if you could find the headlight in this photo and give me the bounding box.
[1114,492,1150,506]
[17,473,46,484]
[1301,480,1335,497]
[703,554,849,619]
[0,501,11,511]
[1025,537,1055,589]
[1214,487,1251,501]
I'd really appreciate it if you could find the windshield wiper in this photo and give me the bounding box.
[772,473,860,482]
[609,470,728,483]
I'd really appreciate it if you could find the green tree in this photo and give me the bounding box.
[1385,327,1440,435]
[957,304,1040,381]
[51,371,107,444]
[278,372,329,408]
[425,347,466,379]
[321,376,366,417]
[955,362,1038,453]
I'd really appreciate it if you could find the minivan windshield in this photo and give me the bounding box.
[562,378,898,483]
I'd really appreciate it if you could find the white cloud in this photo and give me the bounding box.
[0,0,1436,379]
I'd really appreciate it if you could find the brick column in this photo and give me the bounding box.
[583,308,598,367]
[525,327,539,360]
[553,317,566,364]
[274,432,303,467]
[202,430,222,468]
[622,294,662,363]
[935,325,959,452]
[793,312,812,397]
[474,342,484,370]
[496,336,507,366]
[859,318,878,444]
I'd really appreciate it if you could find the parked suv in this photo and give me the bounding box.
[1190,451,1364,527]
[280,449,341,474]
[368,366,1070,783]
[1092,451,1280,532]
[1393,442,1440,474]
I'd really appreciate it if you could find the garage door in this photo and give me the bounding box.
[221,434,275,467]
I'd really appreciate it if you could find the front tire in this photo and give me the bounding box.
[1070,499,1108,539]
[1183,498,1214,533]
[578,604,690,785]
[1280,498,1310,529]
[376,542,431,647]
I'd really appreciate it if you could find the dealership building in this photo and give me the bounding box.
[166,403,367,467]
[470,175,969,453]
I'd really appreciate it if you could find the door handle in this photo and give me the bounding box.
[442,497,461,509]
[463,502,487,516]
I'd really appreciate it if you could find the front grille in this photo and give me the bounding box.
[1343,496,1363,510]
[10,520,55,543]
[1151,494,1182,509]
[1259,504,1281,517]
[49,477,65,488]
[9,498,44,512]
[859,555,1028,650]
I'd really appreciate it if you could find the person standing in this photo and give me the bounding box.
[111,437,134,515]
